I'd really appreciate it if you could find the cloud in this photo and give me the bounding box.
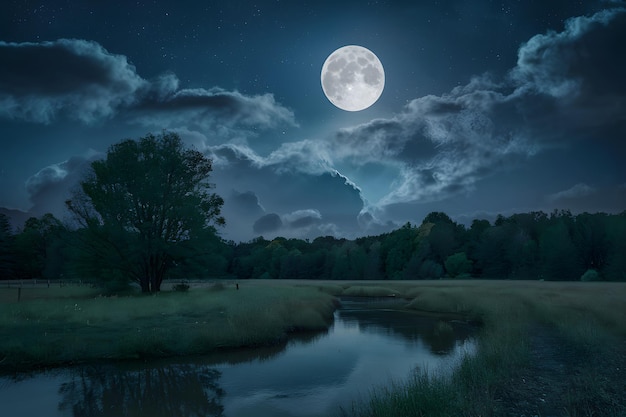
[330,81,536,208]
[250,208,347,241]
[545,183,626,213]
[221,189,267,240]
[0,39,296,138]
[226,190,265,217]
[0,39,145,123]
[283,209,322,228]
[512,9,626,98]
[510,8,626,129]
[205,143,366,241]
[132,74,297,139]
[548,183,595,202]
[25,151,102,217]
[253,213,283,234]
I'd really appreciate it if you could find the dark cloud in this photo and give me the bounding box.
[0,39,145,123]
[283,209,322,229]
[253,213,283,235]
[257,209,348,241]
[512,9,626,99]
[251,209,338,241]
[131,74,297,137]
[510,8,626,134]
[221,189,266,241]
[226,190,265,217]
[0,39,296,138]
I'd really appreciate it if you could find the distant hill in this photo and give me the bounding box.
[0,207,31,232]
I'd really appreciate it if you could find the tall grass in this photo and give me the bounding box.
[0,284,336,372]
[344,372,458,417]
[341,286,399,297]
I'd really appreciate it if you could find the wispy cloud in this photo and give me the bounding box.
[548,183,595,202]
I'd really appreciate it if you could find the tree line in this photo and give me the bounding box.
[1,133,624,290]
[230,210,626,282]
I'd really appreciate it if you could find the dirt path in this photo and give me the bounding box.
[492,324,626,417]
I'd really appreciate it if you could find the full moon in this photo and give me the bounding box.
[321,45,385,112]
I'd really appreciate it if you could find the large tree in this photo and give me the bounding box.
[66,132,225,292]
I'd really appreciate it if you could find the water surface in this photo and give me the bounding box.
[0,298,476,417]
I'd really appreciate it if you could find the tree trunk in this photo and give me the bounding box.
[150,273,160,293]
[140,278,150,293]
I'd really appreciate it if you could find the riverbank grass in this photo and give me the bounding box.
[333,280,626,417]
[0,284,336,372]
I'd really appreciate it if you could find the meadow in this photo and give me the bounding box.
[0,282,337,372]
[1,279,625,416]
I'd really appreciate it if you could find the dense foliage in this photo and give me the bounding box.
[230,211,626,282]
[2,209,625,284]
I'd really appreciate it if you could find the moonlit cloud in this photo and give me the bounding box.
[205,143,366,241]
[321,8,626,213]
[283,209,322,228]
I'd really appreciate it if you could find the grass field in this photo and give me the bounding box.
[0,281,337,372]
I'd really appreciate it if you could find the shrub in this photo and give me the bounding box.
[342,286,398,297]
[173,281,190,292]
[418,260,444,279]
[444,252,472,278]
[580,269,601,282]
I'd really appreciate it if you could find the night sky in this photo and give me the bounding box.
[1,0,625,242]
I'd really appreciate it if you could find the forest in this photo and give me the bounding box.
[2,209,625,287]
